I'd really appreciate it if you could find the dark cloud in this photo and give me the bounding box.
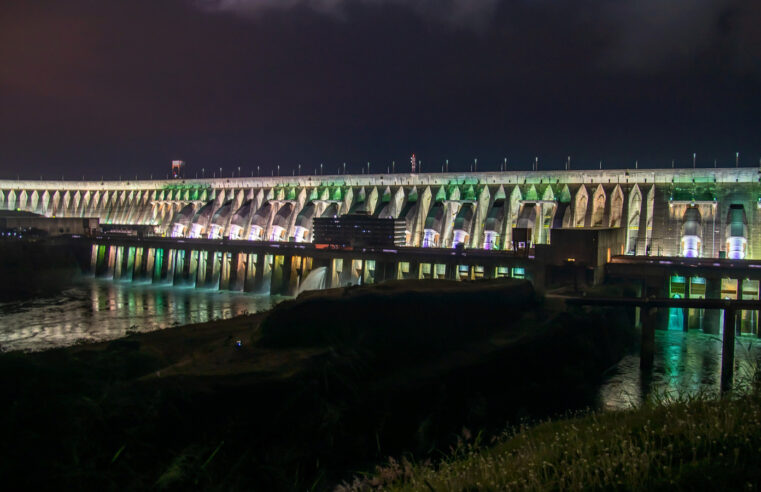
[196,0,501,28]
[0,0,759,178]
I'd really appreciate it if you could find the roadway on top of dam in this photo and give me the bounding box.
[2,167,759,190]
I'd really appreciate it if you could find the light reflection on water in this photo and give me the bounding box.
[3,283,761,412]
[0,279,279,352]
[598,330,761,411]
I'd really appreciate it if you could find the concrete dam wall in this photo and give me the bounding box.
[2,167,760,259]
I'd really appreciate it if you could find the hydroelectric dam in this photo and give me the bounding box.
[3,167,761,336]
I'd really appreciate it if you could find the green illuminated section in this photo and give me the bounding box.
[524,185,538,201]
[381,188,392,203]
[161,183,211,201]
[558,185,572,203]
[669,186,716,202]
[448,177,479,186]
[435,186,447,202]
[462,185,476,201]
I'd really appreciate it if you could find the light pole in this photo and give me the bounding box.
[736,152,740,168]
[693,153,696,169]
[277,164,280,176]
[201,168,205,178]
[320,163,323,175]
[219,167,222,178]
[474,158,477,172]
[238,166,241,177]
[343,162,346,174]
[367,162,370,174]
[257,165,260,176]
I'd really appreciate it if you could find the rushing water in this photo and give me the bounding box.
[0,279,279,352]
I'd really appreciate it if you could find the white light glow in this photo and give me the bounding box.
[681,235,701,258]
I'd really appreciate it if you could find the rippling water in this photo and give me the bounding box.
[2,283,760,410]
[598,330,761,410]
[0,279,279,352]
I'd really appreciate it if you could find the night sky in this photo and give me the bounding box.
[1,0,760,178]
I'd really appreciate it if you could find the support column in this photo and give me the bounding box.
[90,244,98,274]
[682,277,691,332]
[219,252,231,290]
[640,305,656,370]
[252,253,267,292]
[244,253,258,292]
[721,307,737,392]
[703,278,721,334]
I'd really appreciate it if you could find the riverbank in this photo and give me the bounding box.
[348,387,761,491]
[0,278,636,490]
[0,239,83,301]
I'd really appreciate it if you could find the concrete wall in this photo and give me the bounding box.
[2,167,760,257]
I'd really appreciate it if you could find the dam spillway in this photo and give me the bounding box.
[2,167,761,259]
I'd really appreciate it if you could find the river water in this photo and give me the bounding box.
[0,280,759,411]
[0,279,278,352]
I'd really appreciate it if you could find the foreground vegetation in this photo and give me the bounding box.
[344,389,761,491]
[0,279,638,489]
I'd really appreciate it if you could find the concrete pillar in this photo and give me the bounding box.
[721,307,737,393]
[125,247,135,281]
[106,245,116,278]
[90,244,98,274]
[252,253,267,292]
[270,255,296,295]
[682,277,691,332]
[219,252,231,290]
[230,253,246,291]
[172,250,184,285]
[640,305,656,370]
[196,250,208,286]
[94,244,108,276]
[244,253,258,292]
[703,278,722,334]
[324,258,338,289]
[115,246,125,280]
[206,251,220,288]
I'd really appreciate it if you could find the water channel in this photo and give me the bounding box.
[0,279,759,411]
